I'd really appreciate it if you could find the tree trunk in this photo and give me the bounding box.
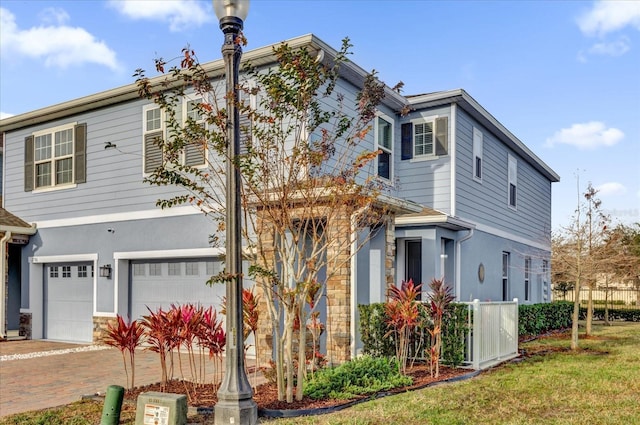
[284,315,294,403]
[296,303,307,401]
[571,278,581,350]
[586,282,593,336]
[604,275,610,326]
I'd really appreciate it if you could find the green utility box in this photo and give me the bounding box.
[135,392,188,425]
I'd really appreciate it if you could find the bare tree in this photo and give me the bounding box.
[135,39,399,402]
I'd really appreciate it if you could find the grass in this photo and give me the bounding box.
[2,321,639,425]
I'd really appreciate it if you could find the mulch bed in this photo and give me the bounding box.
[125,363,471,412]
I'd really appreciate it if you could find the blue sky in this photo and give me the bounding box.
[1,0,638,230]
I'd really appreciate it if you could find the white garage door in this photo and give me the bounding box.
[44,262,94,342]
[129,258,226,321]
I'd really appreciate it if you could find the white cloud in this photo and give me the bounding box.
[108,0,212,32]
[596,182,627,197]
[38,7,70,25]
[0,7,120,70]
[0,112,15,120]
[577,0,640,37]
[546,121,624,150]
[588,36,631,56]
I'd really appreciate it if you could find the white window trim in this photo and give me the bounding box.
[32,122,78,192]
[411,117,436,159]
[375,112,394,182]
[472,127,483,183]
[508,153,518,210]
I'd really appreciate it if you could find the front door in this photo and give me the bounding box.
[406,240,422,299]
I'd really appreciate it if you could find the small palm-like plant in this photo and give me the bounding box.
[140,307,172,391]
[427,278,455,378]
[385,279,422,374]
[104,315,144,390]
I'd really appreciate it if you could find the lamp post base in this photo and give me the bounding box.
[214,398,258,425]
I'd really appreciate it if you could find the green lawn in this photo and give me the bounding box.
[2,322,639,425]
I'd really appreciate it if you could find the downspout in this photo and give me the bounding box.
[455,228,474,301]
[0,231,11,339]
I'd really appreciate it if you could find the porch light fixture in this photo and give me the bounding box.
[99,264,112,279]
[212,1,257,424]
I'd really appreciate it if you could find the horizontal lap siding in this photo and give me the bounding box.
[455,109,551,241]
[3,98,201,222]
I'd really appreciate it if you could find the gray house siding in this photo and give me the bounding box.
[3,97,210,222]
[458,229,550,304]
[395,105,452,213]
[454,108,551,243]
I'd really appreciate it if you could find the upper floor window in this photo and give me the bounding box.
[401,116,448,161]
[375,114,393,180]
[24,123,86,192]
[508,154,518,208]
[473,127,483,181]
[143,101,207,174]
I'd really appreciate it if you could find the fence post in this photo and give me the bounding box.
[472,299,480,370]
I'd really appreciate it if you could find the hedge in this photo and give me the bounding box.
[358,303,468,368]
[518,301,573,337]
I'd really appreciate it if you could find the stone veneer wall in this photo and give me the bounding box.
[93,316,118,344]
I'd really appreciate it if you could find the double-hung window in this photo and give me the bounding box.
[508,154,518,208]
[24,123,87,191]
[401,116,448,160]
[375,114,393,180]
[473,127,483,181]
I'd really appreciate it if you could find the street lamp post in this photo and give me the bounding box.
[213,1,257,424]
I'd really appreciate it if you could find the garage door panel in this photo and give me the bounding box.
[44,262,93,342]
[130,259,226,321]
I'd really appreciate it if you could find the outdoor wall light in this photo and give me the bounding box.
[99,264,112,279]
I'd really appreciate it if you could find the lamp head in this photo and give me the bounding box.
[213,0,249,21]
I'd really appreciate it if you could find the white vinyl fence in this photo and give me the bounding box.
[461,299,519,370]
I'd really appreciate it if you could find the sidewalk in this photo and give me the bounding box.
[0,340,262,418]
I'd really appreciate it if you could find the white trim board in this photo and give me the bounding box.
[34,206,203,229]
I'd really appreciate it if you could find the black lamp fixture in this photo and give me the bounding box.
[99,264,112,279]
[212,1,257,424]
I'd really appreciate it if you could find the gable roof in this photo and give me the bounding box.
[407,90,560,183]
[0,34,407,134]
[0,208,37,234]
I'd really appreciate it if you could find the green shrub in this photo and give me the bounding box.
[358,304,396,358]
[359,302,468,367]
[580,307,640,322]
[519,302,573,336]
[303,356,412,400]
[441,303,468,367]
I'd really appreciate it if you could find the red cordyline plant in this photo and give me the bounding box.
[200,306,226,388]
[427,278,455,378]
[221,288,261,389]
[385,279,422,374]
[140,307,174,391]
[104,315,144,390]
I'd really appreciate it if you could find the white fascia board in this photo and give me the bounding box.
[29,253,98,264]
[113,248,224,260]
[35,205,202,229]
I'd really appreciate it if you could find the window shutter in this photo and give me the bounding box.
[74,123,87,184]
[185,138,205,166]
[401,122,413,160]
[24,136,34,192]
[435,117,448,156]
[144,131,164,173]
[239,113,251,155]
